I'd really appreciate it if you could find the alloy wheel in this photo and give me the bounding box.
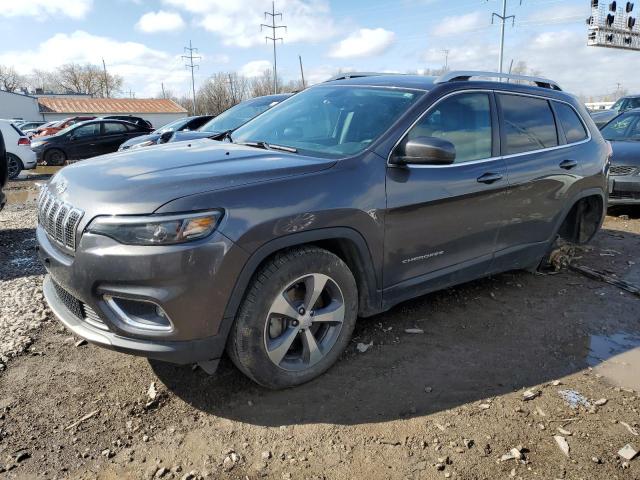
[7,155,20,179]
[263,273,345,371]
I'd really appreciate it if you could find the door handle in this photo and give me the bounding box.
[559,159,578,170]
[477,172,503,184]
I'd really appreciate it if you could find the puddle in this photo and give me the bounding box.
[587,332,640,392]
[5,189,41,204]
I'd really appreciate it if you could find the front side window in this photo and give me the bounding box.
[232,86,422,158]
[554,102,588,144]
[405,92,493,163]
[499,94,558,155]
[72,123,100,138]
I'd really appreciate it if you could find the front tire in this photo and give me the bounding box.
[44,149,66,166]
[7,154,23,180]
[227,247,358,389]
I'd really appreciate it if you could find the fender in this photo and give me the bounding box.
[551,187,606,244]
[222,227,382,326]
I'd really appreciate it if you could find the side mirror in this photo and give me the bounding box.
[391,136,456,166]
[69,135,76,142]
[159,131,173,144]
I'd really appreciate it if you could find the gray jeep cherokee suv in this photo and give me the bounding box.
[38,71,609,389]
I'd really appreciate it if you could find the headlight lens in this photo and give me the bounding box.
[87,211,223,245]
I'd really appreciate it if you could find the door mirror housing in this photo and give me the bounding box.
[391,136,456,166]
[159,131,173,143]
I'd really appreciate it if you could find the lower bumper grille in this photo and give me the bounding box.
[51,281,108,331]
[610,165,638,176]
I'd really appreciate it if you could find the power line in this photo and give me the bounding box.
[182,40,201,113]
[261,1,287,94]
[492,0,522,74]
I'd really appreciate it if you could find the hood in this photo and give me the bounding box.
[167,131,218,143]
[120,133,162,149]
[610,141,640,166]
[591,110,618,124]
[47,139,336,220]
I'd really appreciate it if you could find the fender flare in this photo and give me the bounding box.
[222,227,381,323]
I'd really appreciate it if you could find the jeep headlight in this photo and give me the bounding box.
[87,211,223,245]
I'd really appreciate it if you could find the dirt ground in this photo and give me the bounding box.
[1,172,639,480]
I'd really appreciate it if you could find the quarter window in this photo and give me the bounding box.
[406,92,493,163]
[499,94,558,155]
[554,102,588,144]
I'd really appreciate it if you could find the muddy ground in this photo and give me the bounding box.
[1,172,639,480]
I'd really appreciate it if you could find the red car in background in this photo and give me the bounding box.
[34,116,96,137]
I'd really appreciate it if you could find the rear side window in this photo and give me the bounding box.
[499,94,558,155]
[554,102,588,144]
[104,122,128,134]
[407,92,493,163]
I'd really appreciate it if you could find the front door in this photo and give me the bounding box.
[384,91,508,291]
[66,123,101,160]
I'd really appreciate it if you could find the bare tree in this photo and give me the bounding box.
[54,63,123,97]
[0,65,26,92]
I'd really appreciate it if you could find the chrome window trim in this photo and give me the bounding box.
[386,89,592,169]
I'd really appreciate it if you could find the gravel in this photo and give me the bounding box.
[0,200,49,366]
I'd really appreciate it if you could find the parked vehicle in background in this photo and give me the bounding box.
[591,95,640,127]
[0,120,37,179]
[31,119,153,165]
[103,115,153,129]
[16,121,46,132]
[38,71,608,389]
[166,94,292,145]
[0,129,6,211]
[35,116,96,137]
[600,108,640,205]
[118,115,214,151]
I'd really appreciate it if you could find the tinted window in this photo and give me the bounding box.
[554,102,588,144]
[104,122,128,134]
[499,94,558,155]
[627,97,640,109]
[72,123,100,138]
[407,92,492,163]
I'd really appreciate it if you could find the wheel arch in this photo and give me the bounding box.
[222,228,382,325]
[554,188,606,244]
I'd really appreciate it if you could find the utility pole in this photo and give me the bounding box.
[182,40,201,114]
[228,74,236,103]
[491,0,521,74]
[161,82,166,99]
[102,57,110,98]
[261,1,287,94]
[442,49,450,71]
[298,55,306,89]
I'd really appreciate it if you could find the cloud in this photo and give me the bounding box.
[0,31,191,98]
[329,28,396,59]
[432,11,485,37]
[240,60,273,78]
[0,0,93,19]
[136,10,185,33]
[163,0,337,47]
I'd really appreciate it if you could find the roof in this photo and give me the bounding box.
[37,97,187,114]
[0,89,36,99]
[325,74,437,91]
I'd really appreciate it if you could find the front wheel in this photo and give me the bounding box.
[227,247,358,389]
[7,154,23,180]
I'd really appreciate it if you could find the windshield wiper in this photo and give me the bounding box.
[239,140,298,153]
[208,129,234,143]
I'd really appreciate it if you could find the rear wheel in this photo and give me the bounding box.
[7,154,22,180]
[227,247,358,389]
[44,149,66,167]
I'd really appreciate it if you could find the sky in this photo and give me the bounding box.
[0,0,639,99]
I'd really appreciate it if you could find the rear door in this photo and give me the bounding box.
[98,122,130,154]
[493,93,588,265]
[384,90,509,289]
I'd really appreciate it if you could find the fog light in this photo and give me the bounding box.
[104,296,172,332]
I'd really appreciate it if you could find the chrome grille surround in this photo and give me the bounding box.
[37,188,84,252]
[610,165,638,176]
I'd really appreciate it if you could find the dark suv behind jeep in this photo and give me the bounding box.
[37,71,609,389]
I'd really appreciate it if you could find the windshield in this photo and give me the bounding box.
[231,86,422,157]
[199,98,280,133]
[156,118,188,134]
[611,99,624,111]
[601,113,640,141]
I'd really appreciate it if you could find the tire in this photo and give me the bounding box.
[7,154,23,180]
[44,149,66,166]
[227,246,358,389]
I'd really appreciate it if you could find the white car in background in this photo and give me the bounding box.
[0,120,37,179]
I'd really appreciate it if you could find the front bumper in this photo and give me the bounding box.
[608,175,640,205]
[38,224,249,364]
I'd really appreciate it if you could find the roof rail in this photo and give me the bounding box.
[325,72,388,82]
[435,71,562,91]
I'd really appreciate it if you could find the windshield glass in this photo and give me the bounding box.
[199,98,280,133]
[601,113,640,141]
[156,118,188,134]
[231,86,422,157]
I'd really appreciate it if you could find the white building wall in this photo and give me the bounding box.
[41,112,186,129]
[0,91,43,121]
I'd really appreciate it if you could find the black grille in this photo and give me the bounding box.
[610,165,638,176]
[52,281,84,320]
